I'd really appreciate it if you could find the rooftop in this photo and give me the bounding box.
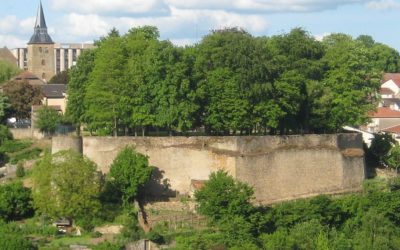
[41,84,66,98]
[28,1,53,44]
[370,107,400,118]
[383,73,400,87]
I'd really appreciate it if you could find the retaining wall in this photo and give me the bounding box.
[52,134,365,204]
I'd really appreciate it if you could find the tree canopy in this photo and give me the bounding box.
[2,81,42,119]
[32,150,101,220]
[67,27,396,136]
[109,146,153,205]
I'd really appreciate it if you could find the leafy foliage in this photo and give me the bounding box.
[2,80,42,119]
[48,70,69,84]
[195,170,254,223]
[35,105,61,135]
[109,146,153,204]
[67,27,390,136]
[0,181,33,221]
[0,59,21,84]
[32,150,101,220]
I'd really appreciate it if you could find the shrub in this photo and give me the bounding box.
[194,170,254,223]
[35,105,61,136]
[0,124,12,144]
[109,146,153,205]
[0,181,33,221]
[0,233,37,250]
[16,163,25,177]
[0,139,32,153]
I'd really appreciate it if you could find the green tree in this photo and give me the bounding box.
[35,105,61,136]
[0,59,21,84]
[319,33,381,131]
[195,170,254,223]
[369,133,397,164]
[109,146,153,204]
[48,70,69,84]
[0,93,11,123]
[0,181,33,221]
[32,150,101,220]
[2,80,42,119]
[385,145,400,169]
[66,49,96,132]
[124,26,161,136]
[85,34,126,136]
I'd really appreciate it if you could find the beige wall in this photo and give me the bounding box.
[44,97,67,114]
[27,44,55,82]
[52,134,365,204]
[10,128,44,140]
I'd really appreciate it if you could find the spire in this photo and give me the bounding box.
[34,1,47,29]
[28,1,53,44]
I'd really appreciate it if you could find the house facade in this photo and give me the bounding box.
[366,73,400,136]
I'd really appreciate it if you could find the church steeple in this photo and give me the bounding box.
[28,1,53,44]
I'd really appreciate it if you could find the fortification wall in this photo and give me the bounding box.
[52,134,365,204]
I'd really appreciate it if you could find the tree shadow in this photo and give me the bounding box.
[141,167,177,203]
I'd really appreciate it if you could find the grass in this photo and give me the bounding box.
[46,235,93,248]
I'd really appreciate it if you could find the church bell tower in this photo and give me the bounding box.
[27,1,55,82]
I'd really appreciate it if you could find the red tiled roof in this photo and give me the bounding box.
[383,73,400,87]
[380,88,394,95]
[383,125,400,134]
[370,107,400,118]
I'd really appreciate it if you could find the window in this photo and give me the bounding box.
[42,73,46,79]
[44,47,49,53]
[41,59,45,66]
[39,47,42,53]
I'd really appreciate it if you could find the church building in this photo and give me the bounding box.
[11,2,94,82]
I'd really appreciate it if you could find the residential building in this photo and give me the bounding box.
[366,73,400,135]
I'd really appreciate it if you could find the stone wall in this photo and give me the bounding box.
[10,128,44,140]
[52,134,365,204]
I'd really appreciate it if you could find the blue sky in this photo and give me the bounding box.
[1,0,400,51]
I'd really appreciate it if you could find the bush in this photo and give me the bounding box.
[0,181,33,221]
[0,233,37,250]
[146,230,165,245]
[35,105,61,136]
[16,163,25,177]
[0,139,32,153]
[0,125,12,144]
[194,170,254,223]
[109,146,153,205]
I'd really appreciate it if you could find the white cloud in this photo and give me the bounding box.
[314,32,331,41]
[51,0,169,15]
[366,0,400,9]
[0,34,26,48]
[49,0,370,14]
[57,8,269,43]
[170,38,197,47]
[166,0,368,12]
